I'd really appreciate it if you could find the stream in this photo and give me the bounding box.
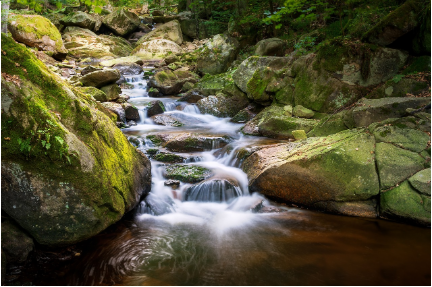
[28,70,431,285]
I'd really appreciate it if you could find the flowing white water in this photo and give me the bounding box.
[121,70,281,231]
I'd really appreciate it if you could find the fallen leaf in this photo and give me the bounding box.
[4,137,10,141]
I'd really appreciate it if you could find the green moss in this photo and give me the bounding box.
[164,164,212,183]
[154,152,185,163]
[146,135,163,146]
[402,56,432,75]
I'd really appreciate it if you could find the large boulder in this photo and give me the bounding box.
[100,83,121,100]
[80,68,121,88]
[100,56,144,67]
[136,20,183,46]
[132,39,183,60]
[242,129,380,217]
[1,220,34,263]
[197,92,249,117]
[1,34,151,246]
[197,34,240,75]
[146,133,231,152]
[255,38,286,56]
[102,7,141,36]
[148,69,199,95]
[60,11,97,31]
[362,0,422,46]
[62,27,133,59]
[101,102,126,122]
[78,86,108,102]
[8,14,68,60]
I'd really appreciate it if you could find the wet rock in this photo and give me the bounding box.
[164,164,212,183]
[116,94,130,103]
[136,20,183,46]
[100,83,121,101]
[152,114,183,127]
[197,92,249,117]
[143,193,175,216]
[147,100,166,117]
[148,69,199,95]
[78,86,108,102]
[127,120,137,126]
[1,35,151,246]
[181,81,195,92]
[113,63,142,75]
[164,179,180,186]
[255,38,286,56]
[154,152,185,163]
[227,196,264,212]
[123,103,140,121]
[242,129,379,217]
[103,7,141,36]
[132,39,183,60]
[148,87,161,97]
[184,178,242,202]
[1,220,34,263]
[147,133,231,152]
[62,27,132,59]
[178,89,205,103]
[60,11,96,31]
[101,102,126,122]
[231,106,258,123]
[351,97,431,127]
[80,69,121,88]
[8,14,68,60]
[197,34,240,75]
[380,181,430,226]
[375,142,425,190]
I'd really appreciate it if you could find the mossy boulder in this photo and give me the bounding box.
[60,11,97,31]
[148,69,199,95]
[242,129,379,217]
[1,220,34,263]
[375,142,425,190]
[197,92,249,117]
[102,7,140,36]
[351,97,431,127]
[100,83,121,101]
[131,39,183,60]
[101,102,126,122]
[1,34,151,246]
[164,164,212,183]
[244,105,318,139]
[307,111,350,137]
[154,152,185,163]
[80,69,121,88]
[362,0,422,46]
[367,78,430,99]
[380,181,430,225]
[78,86,108,102]
[62,27,133,59]
[147,100,165,117]
[293,105,315,118]
[8,14,67,60]
[136,20,183,46]
[197,34,240,75]
[100,56,144,67]
[254,38,285,56]
[112,63,142,75]
[44,12,66,31]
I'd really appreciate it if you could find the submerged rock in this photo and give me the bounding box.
[1,35,151,246]
[8,14,68,60]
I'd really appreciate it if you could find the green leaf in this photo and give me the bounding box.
[94,6,102,13]
[45,143,51,150]
[55,136,64,145]
[41,140,46,147]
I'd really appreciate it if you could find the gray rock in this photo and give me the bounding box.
[100,83,121,101]
[80,69,121,88]
[123,103,140,121]
[1,220,34,263]
[113,63,142,75]
[60,11,96,30]
[147,100,165,117]
[103,7,141,36]
[101,102,126,122]
[255,38,285,56]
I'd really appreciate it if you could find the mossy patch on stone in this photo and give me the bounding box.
[164,164,212,183]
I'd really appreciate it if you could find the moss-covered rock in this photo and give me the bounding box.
[80,69,120,88]
[351,97,431,127]
[100,83,121,101]
[375,142,425,190]
[131,39,183,60]
[147,100,165,117]
[136,20,183,46]
[154,152,185,163]
[148,69,199,95]
[60,11,96,31]
[293,105,315,118]
[242,129,379,216]
[254,38,286,56]
[62,27,133,59]
[362,0,422,46]
[147,133,231,152]
[380,181,430,225]
[307,111,350,137]
[1,34,151,246]
[197,34,240,75]
[1,220,34,263]
[102,7,140,36]
[164,164,212,183]
[151,114,184,127]
[100,56,144,67]
[101,102,126,122]
[8,14,67,60]
[408,168,431,196]
[292,130,307,140]
[78,86,108,102]
[367,78,429,99]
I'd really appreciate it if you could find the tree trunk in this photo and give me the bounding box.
[1,0,10,34]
